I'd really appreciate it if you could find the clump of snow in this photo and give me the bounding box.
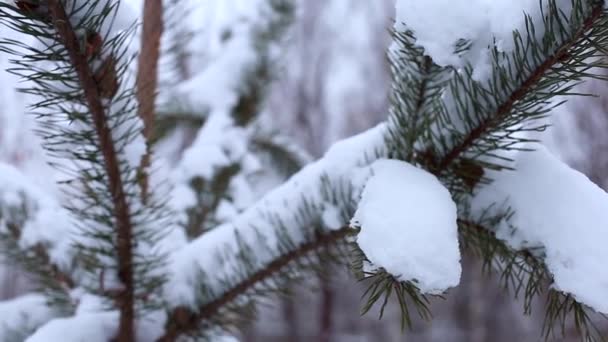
[0,163,74,269]
[0,294,56,340]
[164,0,287,227]
[352,159,461,294]
[321,204,343,230]
[394,0,572,80]
[168,29,257,112]
[26,312,118,342]
[169,111,259,225]
[472,145,608,313]
[159,0,261,113]
[112,115,147,171]
[73,293,107,315]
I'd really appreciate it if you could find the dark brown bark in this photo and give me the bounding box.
[47,2,136,341]
[136,0,163,139]
[136,0,163,202]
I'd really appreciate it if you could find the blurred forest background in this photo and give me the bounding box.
[1,0,606,341]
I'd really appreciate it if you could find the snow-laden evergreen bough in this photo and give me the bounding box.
[0,0,608,341]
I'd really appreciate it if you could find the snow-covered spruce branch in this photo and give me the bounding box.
[161,123,386,340]
[434,3,606,174]
[0,164,75,309]
[45,2,138,339]
[0,0,170,340]
[378,0,608,339]
[1,0,309,339]
[1,219,75,295]
[249,132,312,178]
[0,294,58,341]
[456,217,590,339]
[168,0,300,238]
[457,218,547,307]
[153,0,602,338]
[2,0,608,340]
[158,227,351,341]
[0,164,79,339]
[459,214,595,342]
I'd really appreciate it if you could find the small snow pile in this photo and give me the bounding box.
[159,0,262,113]
[25,312,118,342]
[352,159,461,294]
[394,0,572,79]
[169,112,259,225]
[321,204,343,230]
[0,163,74,268]
[0,294,56,340]
[472,145,608,313]
[24,293,121,342]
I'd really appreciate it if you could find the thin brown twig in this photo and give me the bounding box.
[136,0,164,203]
[47,1,136,341]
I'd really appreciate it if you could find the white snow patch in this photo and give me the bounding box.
[164,124,387,306]
[0,294,56,340]
[395,0,573,80]
[322,204,343,230]
[0,163,74,269]
[26,312,118,342]
[472,145,608,313]
[352,159,461,294]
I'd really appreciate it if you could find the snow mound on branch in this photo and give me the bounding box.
[472,145,608,313]
[352,159,461,294]
[395,0,572,79]
[165,123,387,306]
[0,163,74,268]
[0,294,56,340]
[26,312,118,342]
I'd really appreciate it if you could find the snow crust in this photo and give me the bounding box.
[472,145,608,313]
[352,159,460,294]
